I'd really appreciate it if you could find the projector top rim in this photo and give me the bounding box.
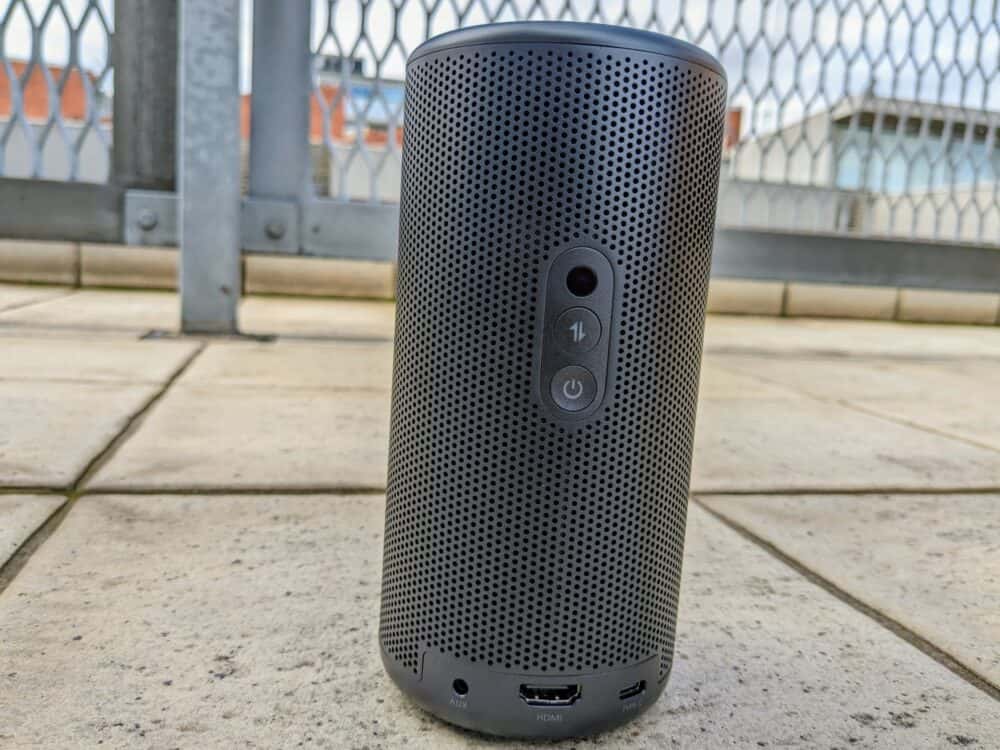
[408,21,726,79]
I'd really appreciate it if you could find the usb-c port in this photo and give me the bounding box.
[618,680,646,700]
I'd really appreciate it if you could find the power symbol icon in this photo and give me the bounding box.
[550,366,596,412]
[562,379,584,400]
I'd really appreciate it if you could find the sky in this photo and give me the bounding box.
[2,0,998,137]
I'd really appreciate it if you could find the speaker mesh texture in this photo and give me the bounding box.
[381,42,726,681]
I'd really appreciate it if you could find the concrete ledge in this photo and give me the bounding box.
[706,279,785,316]
[0,239,77,285]
[898,288,1000,325]
[785,282,898,320]
[81,243,177,290]
[245,255,395,300]
[3,238,1000,324]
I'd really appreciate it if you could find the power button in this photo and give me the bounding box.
[550,365,597,412]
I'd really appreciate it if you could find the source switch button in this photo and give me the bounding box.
[550,365,597,412]
[555,307,601,354]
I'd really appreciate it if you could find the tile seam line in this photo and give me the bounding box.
[67,485,1000,498]
[692,496,1000,704]
[0,495,71,597]
[0,287,79,315]
[710,359,1000,457]
[76,486,388,497]
[0,342,208,597]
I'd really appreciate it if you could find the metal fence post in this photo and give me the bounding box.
[177,0,242,334]
[112,1,177,192]
[244,0,312,254]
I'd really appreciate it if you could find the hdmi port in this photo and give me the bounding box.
[518,683,582,706]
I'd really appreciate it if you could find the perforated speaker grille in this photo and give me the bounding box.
[381,40,726,680]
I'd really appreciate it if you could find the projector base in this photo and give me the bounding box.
[381,646,669,739]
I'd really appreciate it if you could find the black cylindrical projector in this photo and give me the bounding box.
[379,21,727,739]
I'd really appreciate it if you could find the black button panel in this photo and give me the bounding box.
[538,246,614,419]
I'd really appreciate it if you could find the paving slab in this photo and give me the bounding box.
[0,287,397,341]
[698,359,795,399]
[0,335,198,384]
[0,283,70,312]
[2,495,998,748]
[240,295,395,340]
[183,339,393,391]
[0,495,64,566]
[0,382,159,488]
[0,289,178,333]
[87,386,390,491]
[691,393,1000,493]
[714,354,1000,453]
[712,353,978,401]
[700,493,1000,690]
[704,315,1000,358]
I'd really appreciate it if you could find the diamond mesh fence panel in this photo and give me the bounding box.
[0,0,112,183]
[311,0,1000,244]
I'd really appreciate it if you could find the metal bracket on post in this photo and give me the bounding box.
[178,0,242,334]
[124,190,178,246]
[241,197,300,254]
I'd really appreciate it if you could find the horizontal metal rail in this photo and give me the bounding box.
[712,228,1000,293]
[0,177,121,242]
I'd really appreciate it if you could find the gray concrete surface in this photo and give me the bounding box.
[0,285,997,747]
[0,282,70,313]
[0,287,397,340]
[87,385,390,491]
[182,339,393,391]
[0,335,198,384]
[0,289,179,333]
[701,493,1000,689]
[0,495,64,566]
[692,391,1000,493]
[0,381,158,487]
[703,315,1000,358]
[240,295,395,339]
[2,495,997,749]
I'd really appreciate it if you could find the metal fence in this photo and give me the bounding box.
[0,0,998,332]
[312,0,1000,245]
[0,0,112,181]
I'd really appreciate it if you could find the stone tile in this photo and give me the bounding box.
[705,314,1000,358]
[0,289,397,340]
[0,495,64,566]
[0,239,78,285]
[245,255,395,300]
[0,336,198,384]
[785,282,898,320]
[87,386,390,491]
[80,244,177,291]
[712,353,970,401]
[705,278,785,315]
[715,355,1000,452]
[0,283,71,312]
[692,393,1000,493]
[700,493,1000,689]
[2,496,998,748]
[0,289,178,333]
[857,396,1000,454]
[698,358,794,399]
[240,295,395,340]
[184,339,392,391]
[0,382,158,488]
